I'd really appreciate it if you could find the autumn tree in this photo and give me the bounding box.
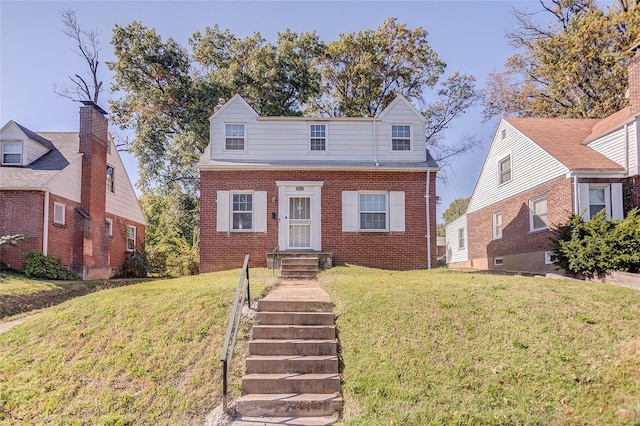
[442,197,470,224]
[483,1,640,120]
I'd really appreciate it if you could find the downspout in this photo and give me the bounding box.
[372,120,379,166]
[572,172,579,215]
[624,122,630,174]
[43,191,49,255]
[426,170,432,269]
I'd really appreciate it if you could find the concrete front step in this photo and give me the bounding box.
[281,271,319,279]
[235,393,342,417]
[246,355,338,374]
[257,300,334,313]
[257,312,335,326]
[281,257,319,266]
[252,325,336,340]
[249,339,337,356]
[231,415,339,426]
[242,373,340,394]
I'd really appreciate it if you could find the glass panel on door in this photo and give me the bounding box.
[289,196,311,248]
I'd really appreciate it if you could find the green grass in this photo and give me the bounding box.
[0,269,275,425]
[320,266,640,426]
[0,270,151,318]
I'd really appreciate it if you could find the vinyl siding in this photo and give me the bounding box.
[105,138,146,224]
[48,159,82,202]
[586,126,630,171]
[207,95,427,164]
[25,138,50,164]
[467,120,569,214]
[445,214,467,263]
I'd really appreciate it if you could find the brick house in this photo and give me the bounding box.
[0,102,146,279]
[446,45,640,274]
[198,94,439,272]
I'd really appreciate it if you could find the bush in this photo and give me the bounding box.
[550,208,640,278]
[24,251,80,280]
[121,251,149,278]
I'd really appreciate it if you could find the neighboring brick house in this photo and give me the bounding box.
[446,45,640,274]
[198,94,439,272]
[0,102,146,279]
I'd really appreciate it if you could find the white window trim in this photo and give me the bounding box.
[309,123,328,152]
[1,140,23,165]
[529,195,548,232]
[545,251,557,265]
[106,164,115,194]
[498,154,512,186]
[126,225,136,252]
[231,191,254,232]
[494,257,504,266]
[223,122,247,152]
[53,202,65,225]
[458,228,465,250]
[492,211,502,240]
[358,192,389,232]
[216,190,267,233]
[106,218,113,237]
[390,124,412,152]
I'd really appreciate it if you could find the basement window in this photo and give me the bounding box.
[494,257,504,266]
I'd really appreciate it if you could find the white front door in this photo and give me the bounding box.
[288,196,312,249]
[277,181,323,251]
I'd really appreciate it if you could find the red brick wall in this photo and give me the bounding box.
[107,215,146,268]
[627,175,640,212]
[467,176,573,273]
[47,194,81,268]
[200,169,437,272]
[0,191,44,270]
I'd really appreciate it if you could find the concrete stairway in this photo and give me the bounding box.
[280,257,319,280]
[233,281,341,425]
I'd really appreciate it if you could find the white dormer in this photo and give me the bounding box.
[0,120,54,166]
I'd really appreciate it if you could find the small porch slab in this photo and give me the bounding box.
[266,251,333,270]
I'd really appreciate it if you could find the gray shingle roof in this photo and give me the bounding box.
[0,131,81,190]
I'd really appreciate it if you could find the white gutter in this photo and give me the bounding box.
[426,170,432,269]
[43,191,49,255]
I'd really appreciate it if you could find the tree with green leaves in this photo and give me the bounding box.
[483,1,639,120]
[442,197,470,225]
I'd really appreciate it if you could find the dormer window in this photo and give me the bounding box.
[1,141,22,165]
[310,124,326,151]
[391,125,411,151]
[225,123,245,150]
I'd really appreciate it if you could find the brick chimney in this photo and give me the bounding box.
[74,101,109,277]
[629,42,640,116]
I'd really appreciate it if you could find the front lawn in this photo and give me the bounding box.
[0,269,274,424]
[320,266,640,425]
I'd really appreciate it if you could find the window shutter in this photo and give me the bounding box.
[389,191,405,232]
[254,191,267,232]
[578,183,589,220]
[342,191,358,232]
[611,183,623,219]
[216,191,230,232]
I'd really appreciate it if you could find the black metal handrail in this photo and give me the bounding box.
[271,244,279,275]
[220,254,251,413]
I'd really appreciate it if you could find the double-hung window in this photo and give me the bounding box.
[310,124,326,151]
[106,165,115,193]
[54,202,65,225]
[359,193,387,231]
[578,183,623,220]
[529,195,548,232]
[498,155,511,185]
[391,125,411,151]
[493,211,503,240]
[1,141,22,165]
[458,228,465,250]
[126,225,136,252]
[225,123,245,150]
[588,187,607,219]
[232,193,253,231]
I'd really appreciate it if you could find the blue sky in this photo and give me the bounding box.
[2,0,541,221]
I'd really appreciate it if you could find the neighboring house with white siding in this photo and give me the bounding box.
[198,94,439,271]
[0,102,146,279]
[446,45,640,274]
